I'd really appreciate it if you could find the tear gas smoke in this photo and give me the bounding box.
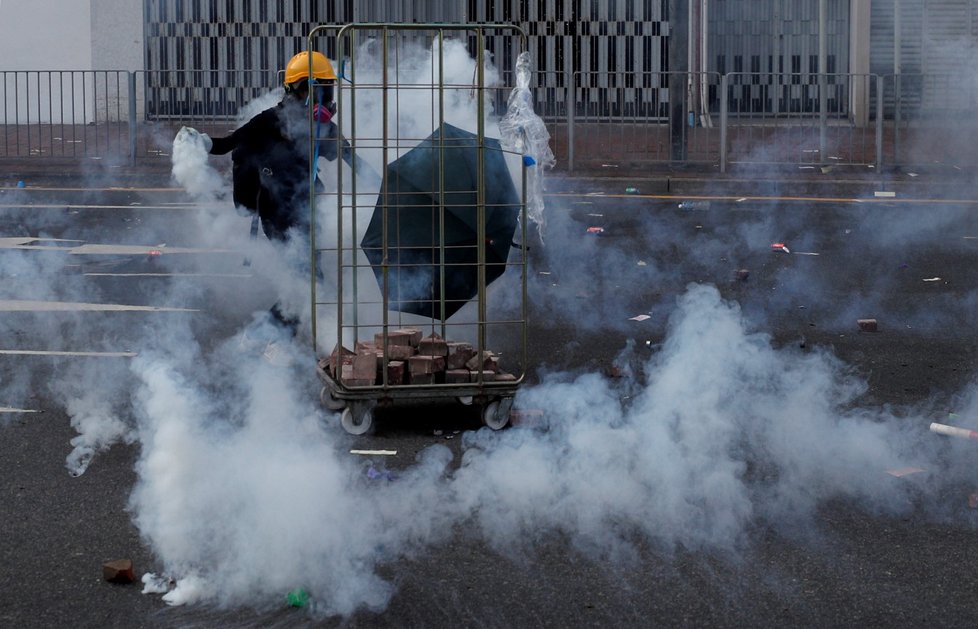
[7,26,978,623]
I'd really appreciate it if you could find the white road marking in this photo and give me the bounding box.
[0,407,41,413]
[350,450,398,456]
[0,239,236,256]
[0,349,137,358]
[0,300,197,312]
[84,272,252,278]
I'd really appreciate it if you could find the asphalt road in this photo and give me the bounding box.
[2,176,978,627]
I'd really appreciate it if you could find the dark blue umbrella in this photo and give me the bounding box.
[360,123,520,320]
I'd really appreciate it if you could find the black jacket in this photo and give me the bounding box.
[209,98,341,241]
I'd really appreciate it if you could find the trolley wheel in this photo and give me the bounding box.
[482,398,513,431]
[341,404,374,436]
[320,386,346,411]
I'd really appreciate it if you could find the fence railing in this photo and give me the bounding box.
[2,69,974,172]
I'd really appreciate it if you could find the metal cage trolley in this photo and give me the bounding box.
[307,23,530,435]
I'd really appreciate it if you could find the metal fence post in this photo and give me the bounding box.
[128,71,137,164]
[875,74,883,170]
[719,73,728,173]
[566,72,574,172]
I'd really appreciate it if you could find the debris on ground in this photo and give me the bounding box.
[286,588,310,608]
[365,466,397,482]
[586,226,604,235]
[103,559,136,584]
[678,200,710,210]
[628,314,651,321]
[857,319,878,332]
[885,467,926,478]
[771,242,790,253]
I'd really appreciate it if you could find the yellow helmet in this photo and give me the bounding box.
[283,51,336,86]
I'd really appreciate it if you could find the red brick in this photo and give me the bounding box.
[102,559,135,584]
[386,360,405,385]
[857,318,878,332]
[409,355,445,375]
[375,328,422,347]
[352,352,377,382]
[327,344,354,376]
[419,333,449,356]
[466,351,498,372]
[341,363,373,387]
[384,344,416,361]
[446,342,475,369]
[445,369,471,383]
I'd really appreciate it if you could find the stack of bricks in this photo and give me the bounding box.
[325,328,517,386]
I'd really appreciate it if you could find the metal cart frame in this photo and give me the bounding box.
[306,23,529,434]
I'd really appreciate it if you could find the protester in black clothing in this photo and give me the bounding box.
[196,50,341,242]
[182,51,344,344]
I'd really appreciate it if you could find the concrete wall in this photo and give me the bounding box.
[0,0,143,122]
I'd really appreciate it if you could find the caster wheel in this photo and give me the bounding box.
[482,398,512,431]
[320,386,346,411]
[341,405,374,436]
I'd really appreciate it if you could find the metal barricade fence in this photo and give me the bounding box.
[880,73,978,169]
[4,66,977,173]
[719,72,882,172]
[566,71,723,170]
[1,70,130,160]
[133,69,281,159]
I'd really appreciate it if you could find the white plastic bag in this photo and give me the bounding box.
[498,52,555,237]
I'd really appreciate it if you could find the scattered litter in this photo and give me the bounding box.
[678,200,710,210]
[625,187,639,194]
[628,314,651,322]
[735,197,747,203]
[874,191,896,198]
[538,271,551,275]
[770,243,790,253]
[929,422,978,441]
[793,251,820,256]
[351,449,397,456]
[287,588,310,608]
[141,573,173,594]
[857,318,878,332]
[148,250,163,257]
[885,467,926,478]
[637,260,647,266]
[922,277,941,282]
[366,466,397,481]
[820,166,834,174]
[103,559,135,584]
[586,227,604,235]
[908,172,918,177]
[16,181,25,188]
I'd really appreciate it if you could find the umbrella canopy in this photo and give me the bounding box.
[360,123,520,320]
